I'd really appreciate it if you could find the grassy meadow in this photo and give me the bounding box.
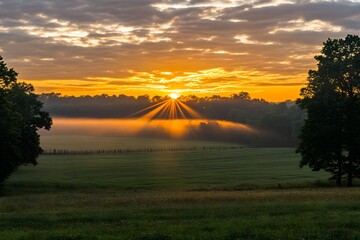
[1,188,360,240]
[8,148,328,190]
[1,136,359,239]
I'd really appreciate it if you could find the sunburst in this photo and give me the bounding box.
[127,96,202,120]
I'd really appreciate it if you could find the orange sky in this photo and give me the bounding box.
[0,0,358,101]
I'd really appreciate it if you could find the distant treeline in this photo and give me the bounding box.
[39,92,305,147]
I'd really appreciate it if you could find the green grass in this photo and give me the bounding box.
[1,137,358,239]
[7,148,328,190]
[1,188,360,240]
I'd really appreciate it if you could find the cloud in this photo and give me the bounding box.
[0,0,359,101]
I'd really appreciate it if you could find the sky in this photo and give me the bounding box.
[0,0,360,101]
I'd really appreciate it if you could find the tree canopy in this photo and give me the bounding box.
[0,56,52,184]
[297,35,360,187]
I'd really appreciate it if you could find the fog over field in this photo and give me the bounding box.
[41,118,262,145]
[40,116,299,147]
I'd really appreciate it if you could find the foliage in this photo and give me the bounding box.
[0,56,52,184]
[297,35,360,186]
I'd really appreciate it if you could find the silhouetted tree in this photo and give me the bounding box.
[0,56,52,187]
[297,35,360,187]
[151,95,162,102]
[231,91,251,100]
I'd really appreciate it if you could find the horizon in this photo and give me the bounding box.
[38,91,296,102]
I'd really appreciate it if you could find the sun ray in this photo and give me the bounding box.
[177,100,203,119]
[156,100,172,119]
[126,100,167,118]
[174,101,187,119]
[126,96,203,121]
[138,101,169,120]
[170,100,176,119]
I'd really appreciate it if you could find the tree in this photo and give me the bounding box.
[296,35,360,187]
[230,91,251,100]
[0,56,52,186]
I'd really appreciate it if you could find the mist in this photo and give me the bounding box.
[40,118,292,147]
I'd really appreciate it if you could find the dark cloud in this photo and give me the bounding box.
[0,0,359,100]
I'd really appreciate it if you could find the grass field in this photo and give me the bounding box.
[1,188,360,240]
[7,147,328,190]
[1,136,359,239]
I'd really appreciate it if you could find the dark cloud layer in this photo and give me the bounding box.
[0,0,359,100]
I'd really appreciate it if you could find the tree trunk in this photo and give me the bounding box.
[346,95,355,187]
[0,183,4,197]
[347,151,354,187]
[337,157,342,187]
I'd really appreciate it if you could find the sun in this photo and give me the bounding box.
[169,93,179,99]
